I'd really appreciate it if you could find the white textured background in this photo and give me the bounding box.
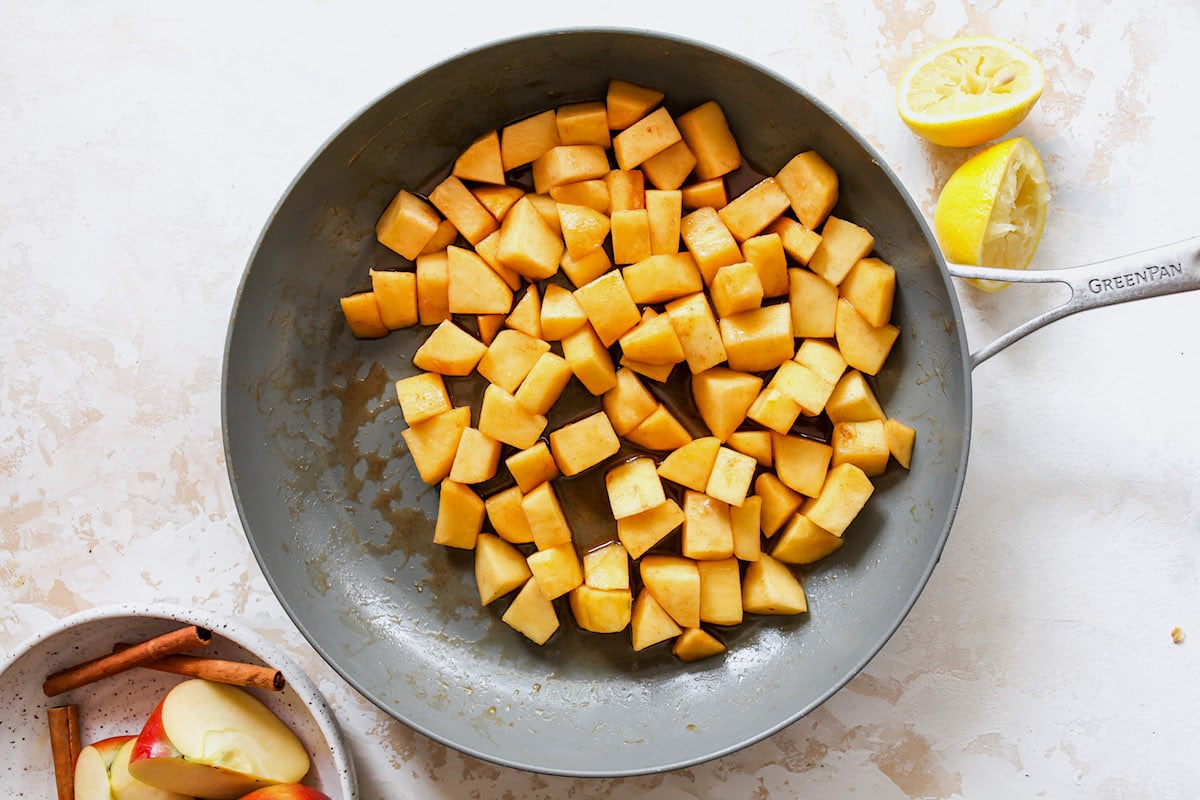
[3,2,1198,797]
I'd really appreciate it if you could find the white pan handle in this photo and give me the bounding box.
[946,237,1200,369]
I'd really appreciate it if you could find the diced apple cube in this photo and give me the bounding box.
[710,262,764,318]
[606,457,667,519]
[573,270,641,347]
[730,495,763,561]
[413,319,486,377]
[741,554,808,615]
[559,246,613,288]
[453,129,504,185]
[631,588,683,651]
[505,442,561,494]
[681,490,734,561]
[619,354,675,384]
[473,230,524,289]
[840,257,896,328]
[376,189,440,260]
[433,479,485,549]
[561,323,617,395]
[394,372,451,426]
[496,196,564,281]
[502,577,559,645]
[606,169,646,212]
[826,370,886,423]
[476,313,505,346]
[622,252,704,304]
[557,202,610,261]
[645,189,683,254]
[415,250,451,326]
[705,447,757,507]
[640,554,700,629]
[884,418,916,469]
[680,177,728,210]
[513,351,572,416]
[548,410,621,476]
[803,462,875,536]
[569,586,633,633]
[719,303,794,373]
[532,145,611,194]
[602,367,659,437]
[613,107,681,170]
[429,175,498,246]
[680,207,742,285]
[835,298,900,376]
[657,436,721,492]
[556,100,611,148]
[446,245,513,315]
[550,179,610,213]
[676,101,741,180]
[665,291,728,374]
[475,533,533,605]
[809,216,874,286]
[773,433,833,497]
[369,269,419,330]
[745,386,802,434]
[717,177,790,242]
[448,427,501,484]
[754,472,804,538]
[788,267,838,338]
[526,542,583,601]
[641,140,698,190]
[617,499,685,559]
[775,150,839,230]
[540,283,589,340]
[691,367,762,441]
[478,384,548,450]
[583,541,630,591]
[401,406,471,485]
[477,329,551,393]
[500,109,560,171]
[672,627,727,662]
[618,312,685,366]
[770,217,822,265]
[472,185,525,223]
[611,208,653,265]
[698,557,743,626]
[832,419,890,477]
[485,485,535,544]
[771,514,843,564]
[505,285,542,339]
[521,481,573,550]
[794,338,847,385]
[768,360,835,416]
[606,79,664,130]
[624,403,693,451]
[339,292,388,339]
[727,430,773,468]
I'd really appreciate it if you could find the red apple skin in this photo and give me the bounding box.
[130,699,179,762]
[89,735,136,765]
[237,786,332,800]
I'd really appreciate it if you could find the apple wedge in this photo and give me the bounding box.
[128,679,310,800]
[76,735,191,800]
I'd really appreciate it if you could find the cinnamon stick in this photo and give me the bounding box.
[48,704,81,800]
[43,625,211,696]
[112,644,286,691]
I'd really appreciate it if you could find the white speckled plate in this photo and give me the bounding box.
[0,603,357,799]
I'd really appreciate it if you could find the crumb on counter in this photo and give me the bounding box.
[1171,627,1185,644]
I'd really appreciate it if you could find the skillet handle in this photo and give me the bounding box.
[945,236,1200,369]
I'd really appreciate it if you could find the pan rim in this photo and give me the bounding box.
[220,25,974,778]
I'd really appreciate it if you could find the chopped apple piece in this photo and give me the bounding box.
[513,351,572,415]
[550,179,610,213]
[631,588,683,650]
[613,107,681,169]
[705,446,756,507]
[446,245,513,315]
[606,457,667,519]
[665,291,728,374]
[691,367,762,441]
[832,419,890,477]
[402,406,471,485]
[556,100,611,148]
[741,232,789,298]
[640,554,700,629]
[809,216,874,286]
[745,386,802,434]
[794,338,847,385]
[657,436,721,492]
[559,246,613,288]
[775,150,839,230]
[611,208,653,264]
[771,514,843,564]
[788,267,838,338]
[540,283,589,340]
[618,312,685,366]
[754,472,805,538]
[569,585,633,633]
[548,410,621,476]
[475,533,533,604]
[730,495,763,561]
[620,354,675,383]
[500,109,560,171]
[717,177,790,242]
[505,285,542,339]
[376,189,440,260]
[448,427,501,484]
[496,195,563,281]
[369,269,419,330]
[430,175,498,246]
[622,252,704,304]
[477,328,551,393]
[840,257,896,328]
[532,145,611,193]
[476,313,504,346]
[803,462,874,536]
[672,628,726,662]
[602,367,659,437]
[698,557,743,626]
[453,129,504,185]
[472,185,525,223]
[561,323,617,395]
[624,403,693,451]
[641,140,698,190]
[768,360,835,415]
[505,442,560,494]
[676,101,741,180]
[710,262,764,318]
[884,418,916,469]
[526,542,583,600]
[422,219,459,254]
[574,270,641,346]
[583,541,631,590]
[606,79,664,129]
[727,430,773,468]
[502,577,559,644]
[826,370,886,423]
[415,249,451,326]
[680,206,742,285]
[680,177,727,210]
[478,384,548,450]
[645,188,683,254]
[485,485,535,544]
[770,217,822,265]
[606,169,646,211]
[773,433,833,497]
[433,479,485,549]
[741,554,808,615]
[681,490,734,561]
[617,499,684,559]
[339,292,388,339]
[557,203,610,260]
[394,372,452,426]
[521,481,573,549]
[835,298,899,376]
[719,303,794,373]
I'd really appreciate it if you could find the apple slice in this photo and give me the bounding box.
[238,785,333,800]
[76,736,190,800]
[128,679,310,800]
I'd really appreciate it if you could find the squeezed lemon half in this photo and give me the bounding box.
[933,136,1049,291]
[898,36,1045,148]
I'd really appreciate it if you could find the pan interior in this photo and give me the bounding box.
[222,29,970,777]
